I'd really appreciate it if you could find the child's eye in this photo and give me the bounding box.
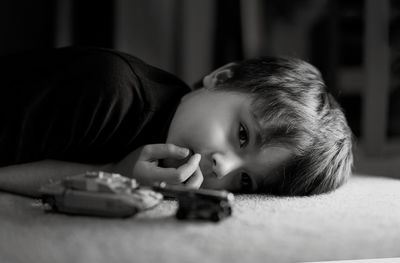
[238,123,249,148]
[240,173,253,192]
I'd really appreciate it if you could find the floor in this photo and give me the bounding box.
[1,174,400,263]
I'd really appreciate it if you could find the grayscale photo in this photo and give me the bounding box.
[0,1,399,263]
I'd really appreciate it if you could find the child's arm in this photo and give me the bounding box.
[0,144,203,198]
[0,160,110,198]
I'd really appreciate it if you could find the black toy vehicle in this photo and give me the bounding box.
[40,171,162,217]
[153,182,234,222]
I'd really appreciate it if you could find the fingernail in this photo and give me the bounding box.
[193,153,201,161]
[181,148,190,156]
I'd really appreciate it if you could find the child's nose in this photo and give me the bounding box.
[211,152,241,179]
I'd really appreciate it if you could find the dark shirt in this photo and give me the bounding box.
[0,47,190,166]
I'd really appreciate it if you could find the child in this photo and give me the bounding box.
[0,47,352,197]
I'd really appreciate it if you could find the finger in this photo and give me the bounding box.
[141,144,190,161]
[183,167,204,189]
[143,165,179,184]
[174,153,201,183]
[153,153,201,184]
[140,153,201,184]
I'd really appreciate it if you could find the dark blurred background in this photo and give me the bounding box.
[1,0,400,162]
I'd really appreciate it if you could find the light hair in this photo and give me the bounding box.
[213,57,353,196]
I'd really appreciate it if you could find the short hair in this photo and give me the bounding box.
[211,57,353,196]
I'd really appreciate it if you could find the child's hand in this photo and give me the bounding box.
[112,144,203,189]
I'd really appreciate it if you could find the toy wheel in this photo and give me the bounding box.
[43,196,57,211]
[130,207,139,216]
[176,209,186,220]
[211,212,221,222]
[226,206,232,215]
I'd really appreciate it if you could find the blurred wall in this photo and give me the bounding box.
[0,0,322,83]
[0,0,54,55]
[114,0,216,84]
[114,0,177,75]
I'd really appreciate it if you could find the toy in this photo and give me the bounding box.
[153,182,234,222]
[40,171,162,217]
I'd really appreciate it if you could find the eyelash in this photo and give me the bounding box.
[238,123,249,148]
[240,173,253,192]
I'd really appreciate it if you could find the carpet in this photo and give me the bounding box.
[1,174,400,263]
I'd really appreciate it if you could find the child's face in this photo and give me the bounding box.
[164,89,292,192]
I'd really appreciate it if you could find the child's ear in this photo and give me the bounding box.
[203,62,237,89]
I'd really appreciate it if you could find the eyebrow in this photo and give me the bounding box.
[252,175,261,192]
[249,110,289,150]
[249,111,263,148]
[244,112,264,192]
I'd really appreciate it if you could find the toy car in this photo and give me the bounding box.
[40,171,162,218]
[153,182,234,222]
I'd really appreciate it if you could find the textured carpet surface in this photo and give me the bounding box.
[1,174,400,263]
